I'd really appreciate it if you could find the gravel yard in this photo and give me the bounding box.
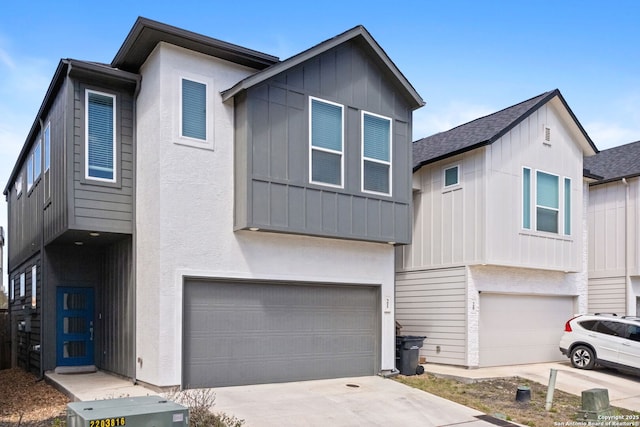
[0,368,69,426]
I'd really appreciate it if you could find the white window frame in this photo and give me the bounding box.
[31,265,37,308]
[443,164,460,188]
[176,75,214,150]
[85,89,117,183]
[361,111,392,196]
[33,138,42,182]
[27,152,34,191]
[20,272,25,298]
[535,169,560,234]
[44,122,51,172]
[308,96,344,189]
[522,167,571,236]
[9,278,14,301]
[15,175,22,197]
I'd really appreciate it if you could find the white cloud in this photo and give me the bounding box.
[584,121,640,151]
[413,100,494,140]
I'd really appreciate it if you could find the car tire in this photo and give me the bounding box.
[570,345,596,370]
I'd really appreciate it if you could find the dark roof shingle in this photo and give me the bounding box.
[584,140,640,183]
[412,89,596,171]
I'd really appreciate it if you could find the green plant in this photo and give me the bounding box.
[164,387,245,427]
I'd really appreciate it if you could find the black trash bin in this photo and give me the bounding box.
[395,335,426,375]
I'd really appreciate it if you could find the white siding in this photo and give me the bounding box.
[485,100,584,272]
[399,151,485,270]
[395,267,467,365]
[136,43,398,387]
[588,276,626,315]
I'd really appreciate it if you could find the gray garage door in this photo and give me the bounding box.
[183,280,380,388]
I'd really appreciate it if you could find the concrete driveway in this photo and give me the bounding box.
[212,376,507,427]
[425,361,640,412]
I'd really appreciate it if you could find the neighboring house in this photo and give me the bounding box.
[1,226,4,295]
[584,140,640,317]
[2,17,423,388]
[396,90,598,368]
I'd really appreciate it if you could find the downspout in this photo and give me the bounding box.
[622,177,629,315]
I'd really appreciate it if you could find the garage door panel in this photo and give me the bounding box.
[479,294,574,367]
[183,280,379,388]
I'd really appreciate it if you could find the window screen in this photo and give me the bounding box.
[310,98,343,186]
[87,91,115,180]
[182,79,207,140]
[363,113,391,194]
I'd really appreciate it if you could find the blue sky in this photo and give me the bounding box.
[1,1,639,287]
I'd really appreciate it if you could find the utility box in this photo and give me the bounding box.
[67,396,188,427]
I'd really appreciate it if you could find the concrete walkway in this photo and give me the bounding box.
[46,372,511,426]
[424,361,640,412]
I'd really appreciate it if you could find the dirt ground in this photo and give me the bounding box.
[396,373,639,427]
[0,368,69,426]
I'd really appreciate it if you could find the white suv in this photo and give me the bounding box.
[559,314,640,375]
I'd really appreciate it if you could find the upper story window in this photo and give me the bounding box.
[181,78,207,141]
[522,167,571,235]
[362,112,392,195]
[20,272,25,297]
[444,165,459,187]
[27,153,34,191]
[44,123,51,172]
[309,97,343,187]
[15,175,22,197]
[86,90,116,182]
[9,278,14,301]
[33,139,42,181]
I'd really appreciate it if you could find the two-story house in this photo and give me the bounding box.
[396,90,597,368]
[584,140,640,317]
[3,18,423,389]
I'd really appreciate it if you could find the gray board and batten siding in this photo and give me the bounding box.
[183,279,380,388]
[234,38,415,244]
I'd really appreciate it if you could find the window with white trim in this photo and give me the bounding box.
[9,278,14,301]
[362,111,392,195]
[44,123,51,172]
[20,272,25,298]
[310,97,343,187]
[181,78,207,141]
[86,90,116,182]
[444,165,459,187]
[27,153,34,191]
[15,175,22,197]
[522,167,571,235]
[31,265,37,308]
[33,139,42,181]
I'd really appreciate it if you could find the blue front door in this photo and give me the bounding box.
[56,287,95,366]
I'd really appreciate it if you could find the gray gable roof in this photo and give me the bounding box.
[221,25,424,110]
[584,140,640,184]
[413,89,597,171]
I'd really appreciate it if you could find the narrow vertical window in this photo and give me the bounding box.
[362,112,392,195]
[31,265,37,308]
[20,272,26,297]
[86,90,116,181]
[44,123,51,171]
[444,165,459,187]
[33,140,42,180]
[522,168,531,229]
[27,154,34,191]
[10,278,14,301]
[181,78,207,140]
[15,175,22,197]
[310,97,343,187]
[564,177,571,235]
[536,171,559,233]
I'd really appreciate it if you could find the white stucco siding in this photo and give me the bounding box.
[136,43,397,387]
[486,101,585,272]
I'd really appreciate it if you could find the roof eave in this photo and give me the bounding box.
[413,140,492,173]
[111,17,279,73]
